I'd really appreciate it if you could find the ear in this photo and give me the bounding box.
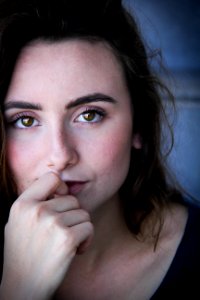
[132,133,142,149]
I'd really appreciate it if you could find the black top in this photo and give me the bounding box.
[151,201,200,299]
[1,199,200,298]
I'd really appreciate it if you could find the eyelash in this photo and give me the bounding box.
[7,112,39,129]
[74,107,106,124]
[6,107,106,129]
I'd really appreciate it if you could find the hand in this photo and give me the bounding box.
[0,172,93,300]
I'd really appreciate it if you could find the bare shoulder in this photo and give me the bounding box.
[125,203,189,299]
[161,202,188,241]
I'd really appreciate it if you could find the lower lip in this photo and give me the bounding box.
[67,182,87,195]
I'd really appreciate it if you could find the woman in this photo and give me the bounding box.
[0,0,200,299]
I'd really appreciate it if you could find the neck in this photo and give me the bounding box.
[75,195,135,267]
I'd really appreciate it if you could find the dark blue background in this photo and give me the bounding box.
[125,0,200,72]
[125,0,200,200]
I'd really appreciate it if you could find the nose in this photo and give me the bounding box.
[47,128,79,171]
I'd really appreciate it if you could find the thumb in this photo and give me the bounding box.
[53,180,68,197]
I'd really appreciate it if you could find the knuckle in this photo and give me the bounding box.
[68,196,80,208]
[66,230,76,246]
[52,213,62,227]
[80,210,90,221]
[59,228,77,254]
[36,202,48,219]
[85,221,94,236]
[9,198,26,215]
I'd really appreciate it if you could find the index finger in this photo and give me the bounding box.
[18,172,68,203]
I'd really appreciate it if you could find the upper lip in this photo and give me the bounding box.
[60,174,88,183]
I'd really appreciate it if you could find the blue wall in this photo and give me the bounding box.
[125,0,200,71]
[125,0,200,200]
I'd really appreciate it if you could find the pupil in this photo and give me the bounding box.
[84,112,94,121]
[22,117,33,127]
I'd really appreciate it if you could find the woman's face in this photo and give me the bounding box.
[4,39,140,212]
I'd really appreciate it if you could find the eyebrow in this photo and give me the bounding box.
[3,93,117,111]
[4,101,42,111]
[66,93,117,109]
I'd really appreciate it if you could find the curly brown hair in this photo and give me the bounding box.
[0,0,182,244]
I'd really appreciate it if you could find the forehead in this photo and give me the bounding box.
[6,39,130,103]
[16,38,125,77]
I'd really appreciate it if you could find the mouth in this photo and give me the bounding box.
[66,181,87,195]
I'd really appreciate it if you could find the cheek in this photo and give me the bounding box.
[6,139,39,193]
[89,129,132,179]
[105,137,131,174]
[7,141,24,170]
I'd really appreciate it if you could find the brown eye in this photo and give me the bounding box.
[83,111,96,122]
[12,115,39,129]
[75,109,105,123]
[21,117,34,127]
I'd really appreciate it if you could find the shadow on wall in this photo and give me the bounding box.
[125,0,200,200]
